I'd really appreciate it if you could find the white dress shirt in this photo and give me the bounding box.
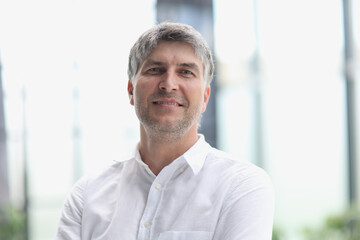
[56,135,274,240]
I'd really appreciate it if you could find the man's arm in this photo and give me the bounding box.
[213,170,275,240]
[55,178,86,240]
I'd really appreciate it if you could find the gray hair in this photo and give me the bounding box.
[128,22,214,85]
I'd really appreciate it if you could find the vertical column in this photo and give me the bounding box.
[0,54,9,207]
[156,0,217,147]
[342,0,357,205]
[251,0,264,167]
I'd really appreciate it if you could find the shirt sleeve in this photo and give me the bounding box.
[212,168,275,240]
[55,177,87,240]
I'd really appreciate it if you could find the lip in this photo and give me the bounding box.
[152,98,184,107]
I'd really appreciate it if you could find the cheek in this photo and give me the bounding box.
[133,86,148,105]
[133,90,141,106]
[190,90,206,108]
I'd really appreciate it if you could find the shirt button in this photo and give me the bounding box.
[144,221,151,228]
[180,168,185,173]
[155,183,162,190]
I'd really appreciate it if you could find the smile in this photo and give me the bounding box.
[153,101,183,107]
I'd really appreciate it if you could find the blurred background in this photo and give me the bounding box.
[0,0,359,239]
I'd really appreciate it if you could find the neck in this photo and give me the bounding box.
[138,124,199,175]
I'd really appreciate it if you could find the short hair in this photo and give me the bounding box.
[128,22,214,85]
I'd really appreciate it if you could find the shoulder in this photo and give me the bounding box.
[207,150,275,239]
[87,159,133,181]
[206,148,274,214]
[206,148,273,192]
[73,159,134,193]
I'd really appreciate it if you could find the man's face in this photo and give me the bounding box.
[128,41,210,136]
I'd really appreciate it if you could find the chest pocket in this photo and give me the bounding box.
[158,231,212,240]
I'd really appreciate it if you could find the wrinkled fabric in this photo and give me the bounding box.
[56,135,274,240]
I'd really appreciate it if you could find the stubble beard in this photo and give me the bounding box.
[136,97,202,143]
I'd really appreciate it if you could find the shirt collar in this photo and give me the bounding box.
[126,134,211,176]
[183,134,211,175]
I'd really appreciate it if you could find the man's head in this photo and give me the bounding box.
[128,22,214,86]
[127,22,213,141]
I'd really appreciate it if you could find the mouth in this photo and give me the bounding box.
[153,100,184,107]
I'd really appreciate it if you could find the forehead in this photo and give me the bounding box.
[143,41,203,68]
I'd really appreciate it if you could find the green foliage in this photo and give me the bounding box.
[272,225,285,240]
[0,205,26,240]
[303,207,360,240]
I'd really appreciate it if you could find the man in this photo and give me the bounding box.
[56,22,274,240]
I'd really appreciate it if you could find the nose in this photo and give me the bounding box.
[159,71,178,92]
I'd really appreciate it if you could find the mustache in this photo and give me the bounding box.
[149,92,188,106]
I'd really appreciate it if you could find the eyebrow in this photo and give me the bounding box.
[179,62,201,73]
[142,59,165,69]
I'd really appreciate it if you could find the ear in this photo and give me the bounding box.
[201,85,211,112]
[127,80,134,106]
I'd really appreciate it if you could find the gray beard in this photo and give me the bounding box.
[137,105,202,143]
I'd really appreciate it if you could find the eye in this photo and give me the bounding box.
[149,68,160,72]
[180,70,194,76]
[148,68,160,73]
[146,68,164,75]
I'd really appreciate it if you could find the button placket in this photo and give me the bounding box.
[137,158,185,240]
[138,172,168,239]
